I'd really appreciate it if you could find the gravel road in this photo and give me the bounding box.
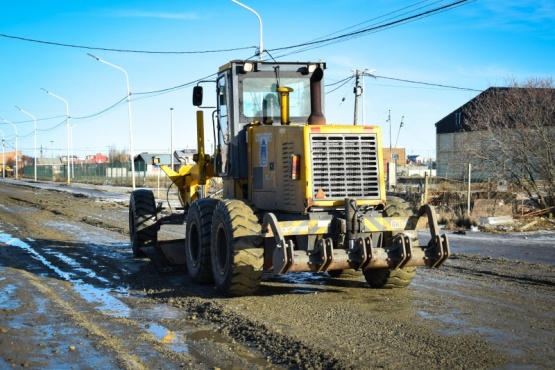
[0,179,554,369]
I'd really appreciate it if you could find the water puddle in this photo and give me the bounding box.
[145,323,190,353]
[418,308,523,357]
[269,272,328,294]
[0,228,191,354]
[43,248,111,284]
[0,283,20,310]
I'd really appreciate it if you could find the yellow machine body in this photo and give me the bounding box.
[128,60,449,296]
[248,124,387,213]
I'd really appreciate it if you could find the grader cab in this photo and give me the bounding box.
[129,60,449,296]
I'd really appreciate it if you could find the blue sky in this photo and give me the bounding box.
[0,0,553,160]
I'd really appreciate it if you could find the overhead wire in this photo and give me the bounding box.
[326,76,355,94]
[0,33,257,55]
[274,0,440,57]
[3,3,478,137]
[373,75,482,92]
[270,0,472,58]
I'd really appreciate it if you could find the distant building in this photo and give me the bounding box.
[85,153,108,163]
[382,147,406,168]
[133,151,181,173]
[435,89,488,179]
[435,86,555,180]
[175,149,197,166]
[407,154,425,164]
[0,150,22,167]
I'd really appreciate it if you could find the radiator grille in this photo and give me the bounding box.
[310,134,381,199]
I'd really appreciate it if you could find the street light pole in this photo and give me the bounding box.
[232,0,264,61]
[70,124,75,179]
[42,88,71,185]
[15,107,37,182]
[88,53,136,190]
[0,118,18,180]
[0,129,5,178]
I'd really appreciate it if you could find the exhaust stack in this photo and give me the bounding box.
[308,67,326,126]
[277,87,293,125]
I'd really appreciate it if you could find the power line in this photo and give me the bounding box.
[133,73,218,98]
[0,33,257,55]
[2,4,478,130]
[373,74,482,92]
[72,96,128,120]
[270,0,473,58]
[326,76,355,94]
[275,0,440,57]
[1,1,472,59]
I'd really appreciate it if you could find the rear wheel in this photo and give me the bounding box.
[363,196,418,288]
[210,200,264,296]
[185,198,218,283]
[129,189,158,258]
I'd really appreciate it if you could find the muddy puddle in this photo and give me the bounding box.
[0,228,202,358]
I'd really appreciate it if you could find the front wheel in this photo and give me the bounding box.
[328,269,362,279]
[185,198,218,283]
[363,267,416,288]
[129,189,158,258]
[363,196,418,288]
[210,200,264,296]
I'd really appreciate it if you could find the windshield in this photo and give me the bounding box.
[240,76,311,123]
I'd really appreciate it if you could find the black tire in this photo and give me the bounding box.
[210,200,264,296]
[185,198,218,283]
[383,196,414,218]
[363,196,418,288]
[129,189,158,258]
[363,266,417,288]
[328,269,363,279]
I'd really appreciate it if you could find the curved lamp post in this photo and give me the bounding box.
[42,88,71,185]
[1,117,19,180]
[87,53,136,190]
[231,0,264,61]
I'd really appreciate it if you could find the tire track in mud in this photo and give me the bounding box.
[13,269,150,369]
[3,180,554,368]
[446,254,555,287]
[1,183,283,369]
[150,294,344,369]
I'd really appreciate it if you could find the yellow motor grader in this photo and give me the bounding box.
[128,60,449,296]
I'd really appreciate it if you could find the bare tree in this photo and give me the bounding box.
[108,146,129,163]
[462,77,555,209]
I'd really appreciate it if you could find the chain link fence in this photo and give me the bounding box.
[21,161,554,229]
[20,162,172,188]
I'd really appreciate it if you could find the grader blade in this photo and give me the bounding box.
[141,239,187,273]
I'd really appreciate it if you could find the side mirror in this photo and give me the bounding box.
[192,86,203,106]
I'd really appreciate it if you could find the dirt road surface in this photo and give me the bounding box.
[1,179,554,369]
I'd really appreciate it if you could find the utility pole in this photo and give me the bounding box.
[353,70,362,125]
